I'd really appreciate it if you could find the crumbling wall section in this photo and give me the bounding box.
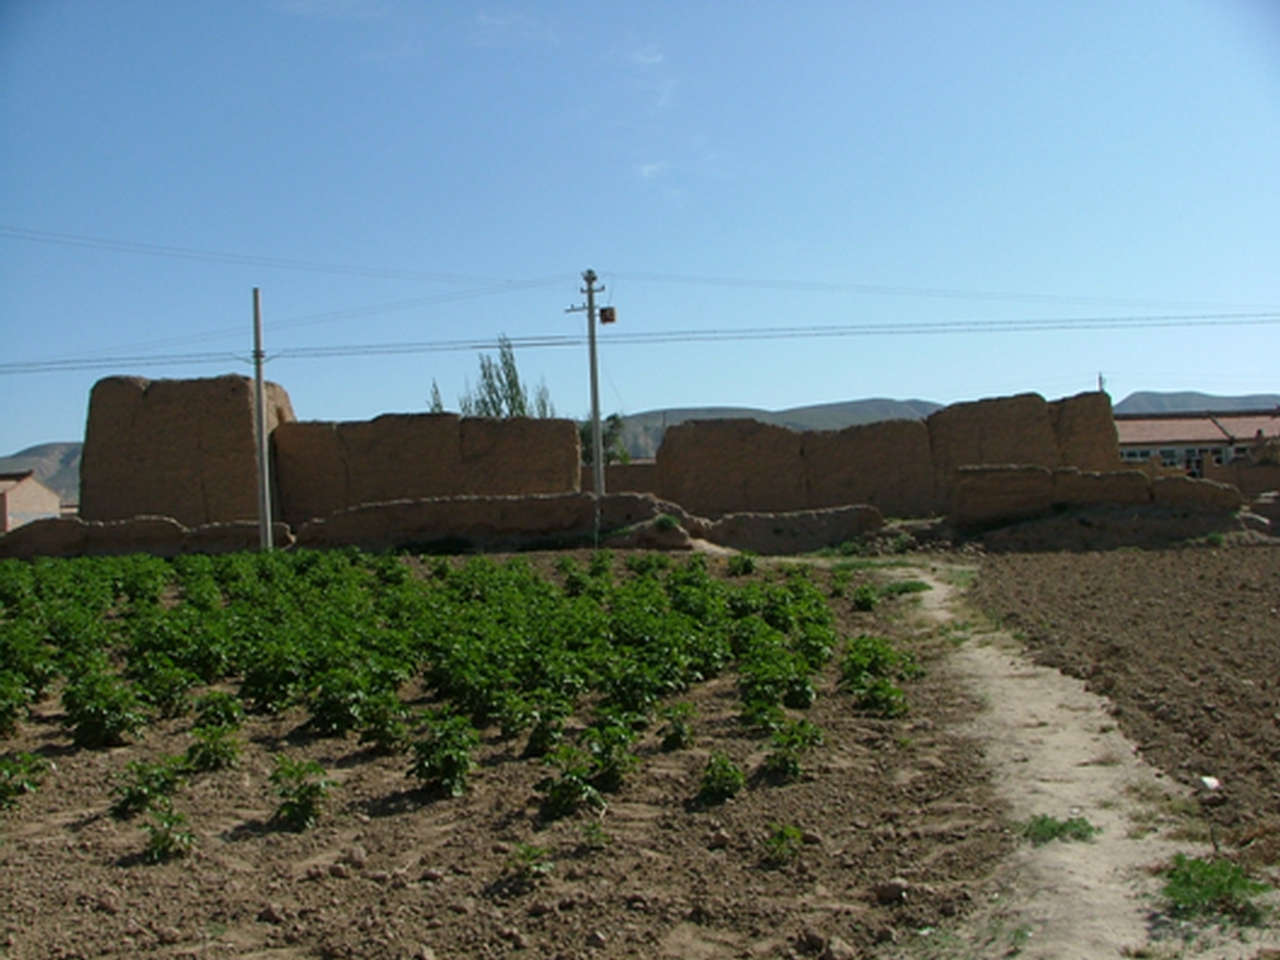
[274,414,580,527]
[801,419,934,517]
[79,375,295,526]
[656,420,807,517]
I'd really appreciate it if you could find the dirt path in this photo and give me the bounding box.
[910,563,1280,960]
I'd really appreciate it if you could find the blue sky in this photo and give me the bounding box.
[3,0,1278,454]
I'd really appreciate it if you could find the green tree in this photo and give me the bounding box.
[580,413,630,466]
[455,335,555,418]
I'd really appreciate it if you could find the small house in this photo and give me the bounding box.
[0,470,62,533]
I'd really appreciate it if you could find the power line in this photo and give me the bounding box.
[615,271,1280,313]
[2,311,1277,376]
[0,224,529,285]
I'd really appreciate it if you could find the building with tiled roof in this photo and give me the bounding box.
[1114,409,1280,476]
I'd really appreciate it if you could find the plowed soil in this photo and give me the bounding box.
[0,552,1010,960]
[3,544,1277,960]
[971,545,1280,841]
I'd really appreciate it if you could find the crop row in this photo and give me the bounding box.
[1,549,921,823]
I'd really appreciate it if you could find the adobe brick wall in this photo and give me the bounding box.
[656,419,807,517]
[1203,461,1280,499]
[1049,392,1122,471]
[79,375,295,526]
[926,393,1061,509]
[802,419,934,517]
[274,413,581,527]
[580,460,661,496]
[952,465,1056,528]
[653,392,1119,519]
[1051,468,1151,507]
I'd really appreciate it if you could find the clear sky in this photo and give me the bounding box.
[3,0,1278,454]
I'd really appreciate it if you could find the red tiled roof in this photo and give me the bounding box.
[1116,418,1225,445]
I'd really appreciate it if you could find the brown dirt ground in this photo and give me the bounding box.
[971,544,1280,853]
[3,543,1277,959]
[0,551,1009,960]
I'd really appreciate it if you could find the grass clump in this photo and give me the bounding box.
[1020,813,1101,846]
[1161,853,1271,925]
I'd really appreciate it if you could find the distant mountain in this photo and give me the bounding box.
[0,442,82,505]
[618,398,943,459]
[1113,391,1280,415]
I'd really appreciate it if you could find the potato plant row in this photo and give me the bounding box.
[0,549,915,819]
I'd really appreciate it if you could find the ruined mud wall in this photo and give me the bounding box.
[273,414,580,528]
[654,391,1121,518]
[80,375,295,526]
[580,460,660,497]
[1203,461,1280,499]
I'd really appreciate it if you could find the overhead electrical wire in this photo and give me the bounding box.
[2,311,1277,376]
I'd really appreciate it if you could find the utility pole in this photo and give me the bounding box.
[566,269,606,544]
[253,287,274,551]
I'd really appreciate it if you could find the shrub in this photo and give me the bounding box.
[653,513,680,532]
[726,553,757,577]
[111,755,187,820]
[408,712,479,797]
[269,755,333,832]
[697,751,745,805]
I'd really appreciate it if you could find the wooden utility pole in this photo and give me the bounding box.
[567,269,606,544]
[253,287,274,551]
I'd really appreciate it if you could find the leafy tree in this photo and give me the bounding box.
[454,335,555,418]
[580,413,630,466]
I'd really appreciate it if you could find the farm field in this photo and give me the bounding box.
[0,543,1276,958]
[972,546,1280,843]
[0,548,1006,960]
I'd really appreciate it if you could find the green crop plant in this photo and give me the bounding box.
[269,754,333,832]
[408,711,480,797]
[142,796,195,863]
[111,755,187,819]
[306,667,373,737]
[505,842,554,890]
[1020,814,1101,846]
[0,752,50,809]
[726,552,757,576]
[1161,854,1271,924]
[659,702,696,751]
[762,718,824,784]
[0,670,34,736]
[184,724,242,772]
[697,751,745,805]
[193,691,244,729]
[62,668,148,748]
[537,744,606,820]
[130,655,198,719]
[851,583,879,611]
[760,822,803,867]
[582,717,639,793]
[357,691,413,754]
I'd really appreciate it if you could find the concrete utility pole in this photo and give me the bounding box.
[252,287,274,551]
[566,269,606,544]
